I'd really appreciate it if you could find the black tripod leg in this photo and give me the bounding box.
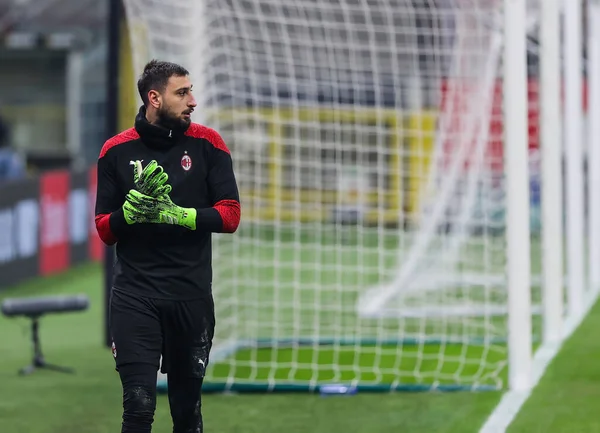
[17,317,75,375]
[19,362,74,376]
[38,363,74,374]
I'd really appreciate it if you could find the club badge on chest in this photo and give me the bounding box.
[181,152,192,171]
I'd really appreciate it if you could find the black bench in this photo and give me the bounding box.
[1,295,90,375]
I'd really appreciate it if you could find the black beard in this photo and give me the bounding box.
[156,108,191,131]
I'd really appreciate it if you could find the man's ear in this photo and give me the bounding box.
[148,90,161,109]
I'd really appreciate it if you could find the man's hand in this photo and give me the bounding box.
[122,189,161,225]
[131,159,172,197]
[123,189,197,230]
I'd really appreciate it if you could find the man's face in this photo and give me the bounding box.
[156,75,197,130]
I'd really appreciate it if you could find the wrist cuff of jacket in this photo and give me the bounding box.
[110,207,130,236]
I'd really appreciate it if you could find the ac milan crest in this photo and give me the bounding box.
[181,154,192,171]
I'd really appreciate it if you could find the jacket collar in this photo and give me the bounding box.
[134,105,187,148]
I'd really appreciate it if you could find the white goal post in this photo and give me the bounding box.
[119,0,599,394]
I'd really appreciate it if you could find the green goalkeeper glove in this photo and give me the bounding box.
[122,189,160,225]
[131,159,172,197]
[123,189,197,230]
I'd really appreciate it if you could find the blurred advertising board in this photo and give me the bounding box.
[0,166,102,290]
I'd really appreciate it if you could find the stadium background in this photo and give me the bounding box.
[0,1,595,432]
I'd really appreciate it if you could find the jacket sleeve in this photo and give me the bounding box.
[194,138,241,233]
[94,149,129,245]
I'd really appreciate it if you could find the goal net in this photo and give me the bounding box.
[123,0,542,392]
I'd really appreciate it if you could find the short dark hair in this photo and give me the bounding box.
[137,59,189,106]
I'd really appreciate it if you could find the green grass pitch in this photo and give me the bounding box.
[1,260,599,432]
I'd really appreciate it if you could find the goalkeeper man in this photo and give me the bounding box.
[94,59,240,433]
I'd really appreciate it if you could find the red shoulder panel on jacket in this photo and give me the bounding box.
[99,128,140,159]
[185,123,231,155]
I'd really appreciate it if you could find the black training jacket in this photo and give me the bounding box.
[95,107,241,300]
